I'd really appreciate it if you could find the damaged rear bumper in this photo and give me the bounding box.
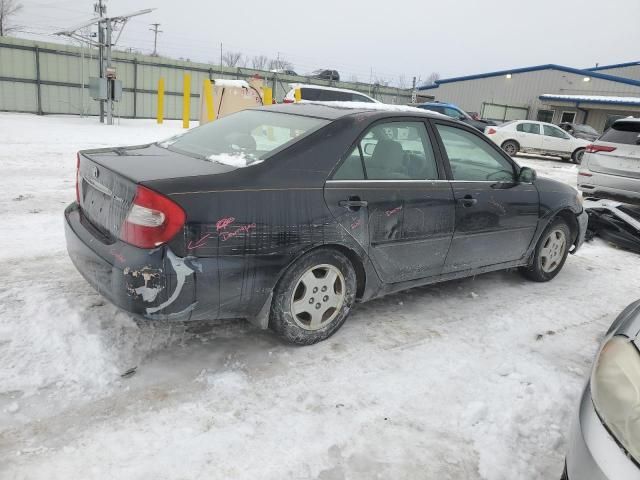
[572,209,589,253]
[64,202,197,320]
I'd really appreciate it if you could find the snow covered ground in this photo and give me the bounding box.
[1,113,640,479]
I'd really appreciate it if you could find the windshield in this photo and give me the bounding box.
[574,124,598,135]
[158,110,329,167]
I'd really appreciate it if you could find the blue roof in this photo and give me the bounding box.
[586,61,640,72]
[417,64,640,91]
[539,94,640,107]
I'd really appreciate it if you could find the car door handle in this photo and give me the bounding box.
[339,198,368,209]
[457,195,477,208]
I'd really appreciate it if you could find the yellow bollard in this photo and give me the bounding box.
[157,77,165,124]
[262,86,273,106]
[294,87,301,102]
[203,79,216,122]
[182,73,191,129]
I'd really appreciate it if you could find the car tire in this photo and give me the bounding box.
[572,148,585,165]
[501,140,519,157]
[269,248,357,345]
[520,217,571,282]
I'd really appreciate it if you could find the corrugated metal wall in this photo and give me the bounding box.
[420,68,640,130]
[592,65,640,81]
[0,36,413,119]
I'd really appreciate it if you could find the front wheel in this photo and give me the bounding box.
[520,218,571,282]
[269,248,357,345]
[572,148,585,165]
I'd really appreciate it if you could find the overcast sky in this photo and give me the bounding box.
[12,0,640,86]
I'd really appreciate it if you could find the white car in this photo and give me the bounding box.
[283,84,379,104]
[578,117,640,203]
[485,120,590,164]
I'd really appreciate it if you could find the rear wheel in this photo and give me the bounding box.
[501,140,519,157]
[520,218,571,282]
[572,148,585,165]
[269,248,357,345]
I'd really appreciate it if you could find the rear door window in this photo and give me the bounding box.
[516,123,541,134]
[333,121,439,180]
[600,122,640,145]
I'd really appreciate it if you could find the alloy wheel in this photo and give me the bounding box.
[290,264,345,331]
[540,229,567,273]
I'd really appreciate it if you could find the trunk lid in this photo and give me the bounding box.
[78,143,233,238]
[588,141,640,179]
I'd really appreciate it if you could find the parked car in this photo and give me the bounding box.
[558,122,600,141]
[563,299,640,480]
[485,120,590,164]
[283,84,378,103]
[578,118,640,203]
[65,103,587,345]
[307,69,340,81]
[415,102,496,132]
[270,68,298,76]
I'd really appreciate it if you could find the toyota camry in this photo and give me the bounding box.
[65,103,588,345]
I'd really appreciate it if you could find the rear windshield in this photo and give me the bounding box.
[600,121,640,145]
[158,110,329,167]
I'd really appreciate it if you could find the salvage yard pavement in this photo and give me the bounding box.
[1,113,639,480]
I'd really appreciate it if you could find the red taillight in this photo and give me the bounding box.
[282,98,294,103]
[585,144,617,153]
[578,172,593,177]
[75,152,80,204]
[120,185,186,249]
[487,128,497,135]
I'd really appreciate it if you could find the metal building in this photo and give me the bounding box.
[417,63,640,132]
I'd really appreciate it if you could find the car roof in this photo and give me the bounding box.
[287,83,373,97]
[613,117,640,124]
[256,102,449,120]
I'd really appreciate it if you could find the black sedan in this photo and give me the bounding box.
[65,104,588,345]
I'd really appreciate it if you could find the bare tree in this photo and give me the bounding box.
[423,72,440,86]
[251,55,268,70]
[398,74,407,89]
[222,51,243,67]
[348,74,359,84]
[268,57,293,71]
[0,0,23,36]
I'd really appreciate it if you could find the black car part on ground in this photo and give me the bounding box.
[585,200,640,254]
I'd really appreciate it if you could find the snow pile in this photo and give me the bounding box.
[303,100,449,117]
[207,152,263,168]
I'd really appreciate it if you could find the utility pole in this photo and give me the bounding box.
[411,76,417,104]
[219,42,223,69]
[95,0,106,123]
[56,6,154,125]
[149,23,162,56]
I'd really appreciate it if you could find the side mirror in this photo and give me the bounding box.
[518,166,537,183]
[363,143,376,156]
[459,116,466,121]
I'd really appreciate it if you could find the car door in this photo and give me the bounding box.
[431,122,540,273]
[514,122,543,151]
[542,124,572,155]
[324,119,456,283]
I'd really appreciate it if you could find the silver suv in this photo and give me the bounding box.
[578,118,640,203]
